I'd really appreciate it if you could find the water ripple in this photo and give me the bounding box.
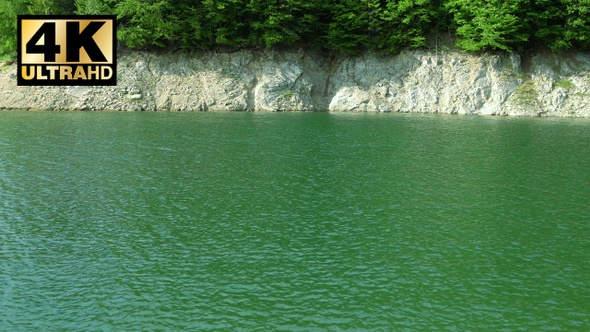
[1,112,589,330]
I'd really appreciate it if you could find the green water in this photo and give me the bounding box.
[1,111,589,330]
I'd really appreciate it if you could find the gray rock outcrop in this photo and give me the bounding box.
[1,49,590,117]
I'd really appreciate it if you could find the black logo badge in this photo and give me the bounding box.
[17,15,116,86]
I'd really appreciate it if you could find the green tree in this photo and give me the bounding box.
[0,0,76,56]
[376,0,438,53]
[446,0,529,52]
[50,0,76,14]
[562,0,590,50]
[327,0,437,54]
[327,0,371,54]
[115,0,178,48]
[521,0,566,51]
[246,0,325,48]
[23,0,75,14]
[75,0,115,15]
[78,0,205,50]
[200,0,249,47]
[2,0,588,55]
[168,0,205,49]
[0,0,24,56]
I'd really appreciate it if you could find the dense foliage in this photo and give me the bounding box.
[1,0,590,57]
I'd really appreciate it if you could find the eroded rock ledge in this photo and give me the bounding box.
[1,49,590,117]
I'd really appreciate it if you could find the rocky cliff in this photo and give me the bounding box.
[1,49,590,116]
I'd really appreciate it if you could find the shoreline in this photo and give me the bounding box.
[1,49,590,117]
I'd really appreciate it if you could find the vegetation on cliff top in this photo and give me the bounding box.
[1,0,590,57]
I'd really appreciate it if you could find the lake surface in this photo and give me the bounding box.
[1,111,589,330]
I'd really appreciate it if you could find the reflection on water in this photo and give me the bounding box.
[1,111,589,330]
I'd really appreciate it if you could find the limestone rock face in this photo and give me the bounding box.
[326,52,521,115]
[248,51,312,112]
[1,49,590,117]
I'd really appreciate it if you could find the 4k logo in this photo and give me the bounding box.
[18,15,116,86]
